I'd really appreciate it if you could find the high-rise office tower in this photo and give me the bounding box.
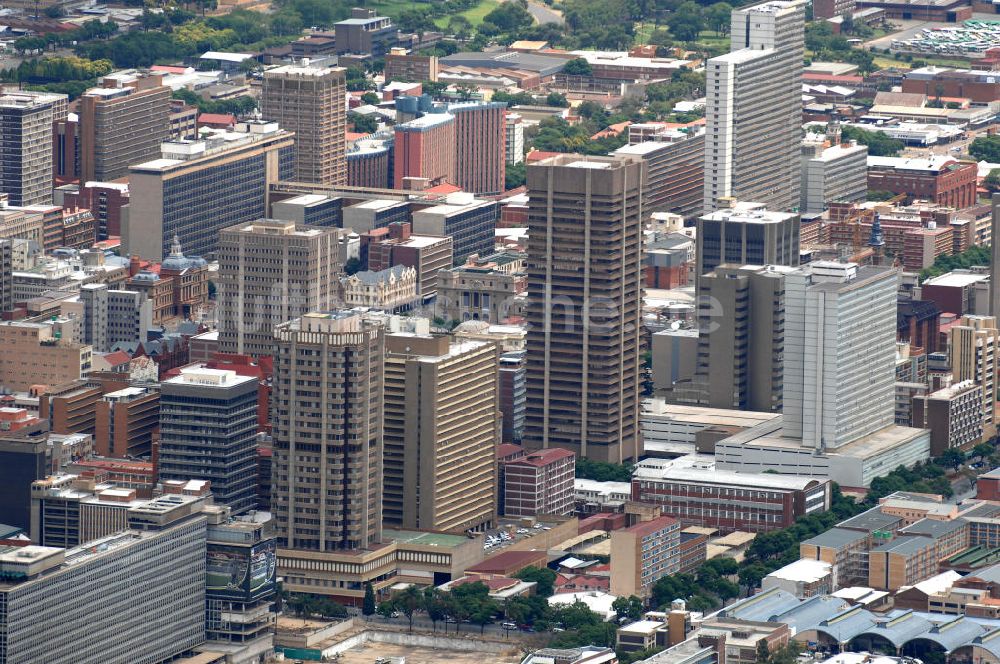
[991,194,1000,318]
[0,425,49,532]
[217,219,344,358]
[273,312,384,552]
[950,315,999,437]
[393,113,456,189]
[783,261,898,449]
[523,154,645,463]
[78,71,171,183]
[0,90,66,206]
[158,365,260,514]
[695,200,800,282]
[449,102,507,196]
[261,65,346,186]
[703,0,806,213]
[695,264,794,412]
[382,333,499,532]
[0,239,12,313]
[125,123,295,261]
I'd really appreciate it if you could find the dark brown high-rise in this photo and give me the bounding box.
[261,65,346,186]
[523,155,645,463]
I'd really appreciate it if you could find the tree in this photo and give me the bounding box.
[756,640,771,664]
[350,113,378,134]
[514,566,557,597]
[424,587,447,631]
[362,581,376,617]
[705,2,732,35]
[44,4,66,18]
[940,447,966,470]
[505,161,526,190]
[447,15,473,40]
[360,91,379,105]
[563,57,593,76]
[666,2,704,42]
[576,458,633,482]
[376,600,395,620]
[545,92,570,108]
[971,135,1000,163]
[841,125,904,157]
[394,585,423,632]
[739,563,769,595]
[612,595,645,622]
[974,442,996,461]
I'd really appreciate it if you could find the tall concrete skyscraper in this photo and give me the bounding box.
[382,333,499,533]
[273,312,383,554]
[218,219,344,358]
[950,315,999,439]
[78,71,171,183]
[0,90,66,206]
[990,194,1000,318]
[159,365,260,514]
[523,154,645,463]
[695,200,800,281]
[695,264,794,412]
[783,261,899,450]
[703,0,806,213]
[261,65,346,186]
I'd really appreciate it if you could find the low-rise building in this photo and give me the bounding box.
[436,250,527,323]
[0,319,92,392]
[762,559,836,597]
[501,447,575,518]
[911,380,983,455]
[632,455,832,533]
[610,515,681,598]
[340,264,419,311]
[867,156,977,209]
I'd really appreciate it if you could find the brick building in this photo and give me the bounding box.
[393,113,455,189]
[867,156,977,209]
[500,447,575,518]
[363,222,453,302]
[631,456,832,533]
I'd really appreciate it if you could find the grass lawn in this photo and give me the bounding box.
[872,53,970,68]
[432,0,500,28]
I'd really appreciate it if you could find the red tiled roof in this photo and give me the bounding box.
[467,549,547,574]
[345,131,368,142]
[425,183,462,194]
[100,350,132,367]
[526,150,561,163]
[496,443,524,459]
[198,113,237,126]
[151,65,190,74]
[507,447,574,467]
[625,515,678,537]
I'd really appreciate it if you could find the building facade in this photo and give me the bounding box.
[0,90,66,206]
[78,71,171,184]
[695,200,800,282]
[450,102,506,196]
[410,194,498,266]
[272,312,384,555]
[382,333,499,532]
[800,141,868,214]
[501,447,575,518]
[610,515,681,597]
[158,366,259,515]
[950,315,999,439]
[704,0,806,213]
[261,65,346,186]
[783,261,899,449]
[126,123,295,261]
[523,154,645,463]
[217,219,343,358]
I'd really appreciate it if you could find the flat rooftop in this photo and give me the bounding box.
[382,529,470,548]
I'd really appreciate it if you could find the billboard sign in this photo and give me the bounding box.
[206,538,277,601]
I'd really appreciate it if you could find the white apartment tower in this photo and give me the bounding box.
[704,0,806,213]
[783,261,899,450]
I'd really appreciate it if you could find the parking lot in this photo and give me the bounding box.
[482,521,553,552]
[334,642,521,664]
